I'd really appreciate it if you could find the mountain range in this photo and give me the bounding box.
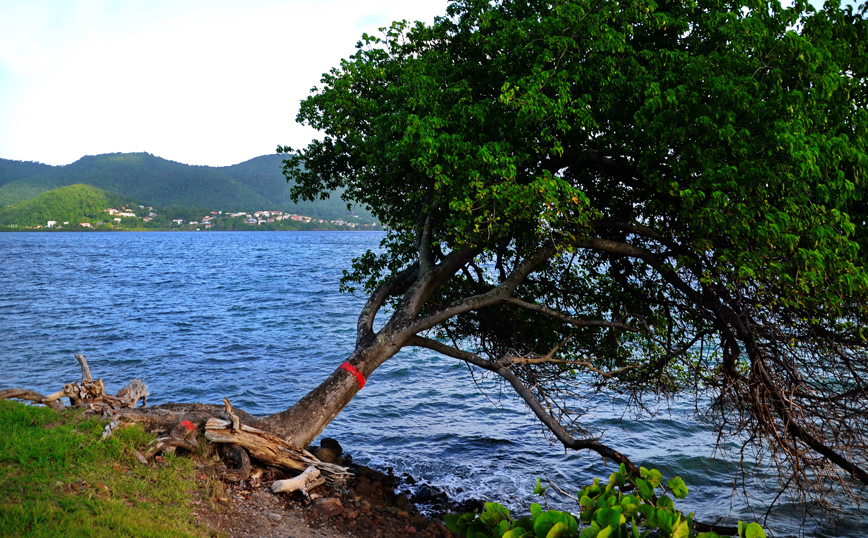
[0,152,372,222]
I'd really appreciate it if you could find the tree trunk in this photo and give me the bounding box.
[260,330,406,448]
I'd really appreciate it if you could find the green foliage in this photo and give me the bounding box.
[284,0,868,366]
[0,400,210,537]
[446,467,765,538]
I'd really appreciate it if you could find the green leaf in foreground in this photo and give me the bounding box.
[667,476,689,499]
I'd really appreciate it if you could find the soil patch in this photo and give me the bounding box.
[194,446,481,538]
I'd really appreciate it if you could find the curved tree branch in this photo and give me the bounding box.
[357,263,420,343]
[753,355,868,485]
[407,243,558,334]
[406,334,641,474]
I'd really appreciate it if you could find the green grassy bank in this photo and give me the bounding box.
[0,401,215,538]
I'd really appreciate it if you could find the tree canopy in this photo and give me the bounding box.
[280,0,868,520]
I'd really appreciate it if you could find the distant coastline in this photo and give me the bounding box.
[0,206,381,233]
[0,152,379,228]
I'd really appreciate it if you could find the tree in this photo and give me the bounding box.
[5,0,865,530]
[272,0,868,520]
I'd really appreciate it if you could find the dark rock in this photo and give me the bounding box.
[320,437,343,456]
[214,443,251,482]
[313,447,338,464]
[313,496,344,519]
[414,484,434,502]
[356,465,376,478]
[394,492,412,512]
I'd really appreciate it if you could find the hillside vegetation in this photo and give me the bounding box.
[0,182,380,231]
[0,184,138,228]
[0,153,373,222]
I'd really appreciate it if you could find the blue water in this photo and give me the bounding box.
[0,231,864,537]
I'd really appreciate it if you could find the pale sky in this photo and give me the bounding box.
[0,0,449,166]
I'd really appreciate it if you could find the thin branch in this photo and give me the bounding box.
[499,354,641,378]
[505,297,640,332]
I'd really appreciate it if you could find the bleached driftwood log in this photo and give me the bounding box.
[205,418,351,485]
[0,389,65,411]
[272,465,326,498]
[39,354,149,409]
[76,353,93,382]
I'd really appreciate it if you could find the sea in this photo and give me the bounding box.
[0,231,864,537]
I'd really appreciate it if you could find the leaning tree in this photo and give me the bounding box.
[271,0,868,518]
[6,0,867,529]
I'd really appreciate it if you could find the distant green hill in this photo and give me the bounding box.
[0,184,138,228]
[220,154,370,221]
[0,159,55,187]
[0,160,59,206]
[0,153,374,223]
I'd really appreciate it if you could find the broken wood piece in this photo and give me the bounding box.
[102,420,119,440]
[75,353,93,383]
[1,354,146,412]
[204,418,352,485]
[272,465,325,498]
[222,397,241,431]
[129,448,150,466]
[43,378,107,407]
[146,419,200,458]
[0,388,65,411]
[42,378,148,409]
[115,378,149,408]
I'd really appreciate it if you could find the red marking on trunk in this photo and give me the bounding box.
[339,362,366,390]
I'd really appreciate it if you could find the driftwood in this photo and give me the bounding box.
[205,417,351,485]
[272,465,325,498]
[76,353,93,382]
[3,358,351,491]
[113,402,268,431]
[1,354,148,410]
[147,418,200,455]
[40,354,149,409]
[0,389,65,411]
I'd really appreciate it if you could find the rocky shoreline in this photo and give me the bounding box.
[195,437,483,538]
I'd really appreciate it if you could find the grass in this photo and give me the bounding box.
[0,400,217,538]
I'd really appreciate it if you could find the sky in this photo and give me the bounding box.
[0,0,450,166]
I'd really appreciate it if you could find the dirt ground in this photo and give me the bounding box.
[193,447,478,538]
